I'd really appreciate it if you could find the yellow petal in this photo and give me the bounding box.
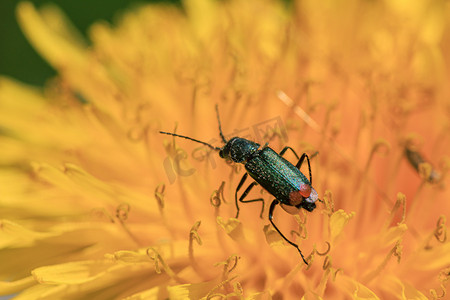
[32,260,117,285]
[409,242,450,270]
[12,284,68,300]
[183,0,219,41]
[0,220,57,248]
[302,292,323,300]
[216,217,246,243]
[247,290,272,300]
[263,224,285,247]
[16,2,87,70]
[379,224,407,247]
[380,275,428,300]
[337,275,380,300]
[329,210,355,243]
[108,250,151,264]
[122,286,162,300]
[167,279,221,300]
[0,277,35,296]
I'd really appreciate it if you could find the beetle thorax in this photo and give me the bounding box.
[219,137,260,163]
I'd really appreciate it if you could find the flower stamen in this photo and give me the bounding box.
[316,255,333,296]
[323,190,335,216]
[383,192,406,230]
[290,226,307,240]
[362,139,391,180]
[333,268,344,281]
[116,203,130,221]
[210,181,226,208]
[146,247,183,283]
[127,124,149,143]
[430,285,446,299]
[188,221,202,274]
[205,275,240,300]
[214,254,240,282]
[316,241,331,256]
[430,267,450,299]
[322,255,332,270]
[114,203,140,245]
[154,183,165,213]
[363,240,403,283]
[434,216,447,243]
[291,213,308,240]
[91,207,115,223]
[425,215,447,249]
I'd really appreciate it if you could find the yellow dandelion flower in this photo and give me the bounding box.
[1,0,450,299]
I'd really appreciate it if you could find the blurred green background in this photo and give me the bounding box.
[0,0,181,86]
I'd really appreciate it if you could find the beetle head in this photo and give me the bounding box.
[299,201,316,212]
[219,137,260,163]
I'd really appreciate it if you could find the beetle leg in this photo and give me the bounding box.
[279,146,300,160]
[238,182,264,218]
[279,147,313,186]
[269,199,308,265]
[296,153,312,185]
[235,173,264,218]
[235,173,248,218]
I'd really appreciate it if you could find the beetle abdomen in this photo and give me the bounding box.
[245,147,310,205]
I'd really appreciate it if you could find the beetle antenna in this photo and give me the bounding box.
[215,105,227,143]
[159,131,221,151]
